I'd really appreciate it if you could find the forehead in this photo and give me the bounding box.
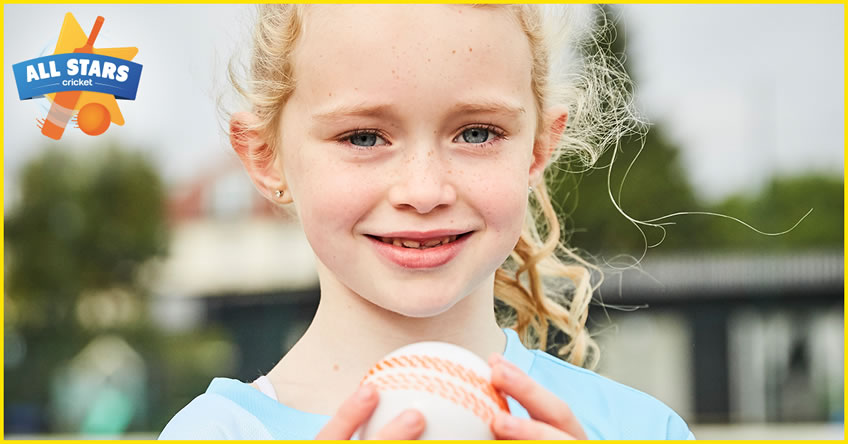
[289,5,534,114]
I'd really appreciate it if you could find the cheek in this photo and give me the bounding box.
[467,174,528,277]
[485,187,528,237]
[287,152,380,241]
[467,164,529,238]
[293,169,375,270]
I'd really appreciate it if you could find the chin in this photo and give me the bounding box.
[375,289,464,319]
[393,304,452,319]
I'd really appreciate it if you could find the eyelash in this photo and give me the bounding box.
[336,128,388,150]
[454,124,507,149]
[335,124,507,150]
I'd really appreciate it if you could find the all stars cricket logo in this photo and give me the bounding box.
[12,13,142,140]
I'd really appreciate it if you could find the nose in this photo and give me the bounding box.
[388,148,456,214]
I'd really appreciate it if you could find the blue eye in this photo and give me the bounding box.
[338,129,388,150]
[461,127,490,144]
[350,132,380,147]
[454,125,504,146]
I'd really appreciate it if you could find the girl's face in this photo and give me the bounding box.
[278,5,545,317]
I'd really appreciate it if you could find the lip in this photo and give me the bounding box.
[367,232,473,269]
[370,229,472,241]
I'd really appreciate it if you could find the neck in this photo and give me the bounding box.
[266,261,506,415]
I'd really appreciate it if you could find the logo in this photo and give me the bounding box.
[12,13,142,140]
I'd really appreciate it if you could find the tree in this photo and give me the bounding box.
[5,144,168,429]
[705,174,843,251]
[550,5,704,259]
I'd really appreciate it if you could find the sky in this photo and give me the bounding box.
[4,4,844,206]
[621,4,844,201]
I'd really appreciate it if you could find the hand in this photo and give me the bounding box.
[488,354,588,440]
[315,384,426,440]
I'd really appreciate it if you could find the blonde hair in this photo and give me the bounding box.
[229,5,641,370]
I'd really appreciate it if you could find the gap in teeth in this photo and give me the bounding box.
[379,235,459,249]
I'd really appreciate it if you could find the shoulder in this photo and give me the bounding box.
[158,392,273,440]
[526,350,694,440]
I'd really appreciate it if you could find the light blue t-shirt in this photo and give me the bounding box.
[159,329,694,439]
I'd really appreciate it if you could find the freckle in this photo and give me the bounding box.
[469,47,473,52]
[452,50,456,54]
[333,364,340,371]
[328,92,332,97]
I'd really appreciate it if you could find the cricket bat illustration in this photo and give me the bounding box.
[41,16,105,140]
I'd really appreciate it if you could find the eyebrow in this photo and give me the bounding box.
[312,99,526,123]
[451,100,527,119]
[312,103,395,123]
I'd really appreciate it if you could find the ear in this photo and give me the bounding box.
[230,111,292,204]
[529,106,568,187]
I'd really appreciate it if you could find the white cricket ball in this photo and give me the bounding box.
[356,341,510,440]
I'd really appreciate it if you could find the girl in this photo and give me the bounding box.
[160,4,693,440]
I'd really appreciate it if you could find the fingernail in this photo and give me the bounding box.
[497,363,517,383]
[488,354,500,366]
[401,410,422,427]
[498,412,518,432]
[357,384,375,402]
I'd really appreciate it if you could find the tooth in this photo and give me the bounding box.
[393,239,403,247]
[448,235,457,243]
[442,237,451,244]
[381,237,391,243]
[401,240,420,248]
[422,239,442,247]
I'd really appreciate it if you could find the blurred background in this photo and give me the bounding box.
[4,4,843,440]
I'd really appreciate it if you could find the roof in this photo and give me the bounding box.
[596,250,843,302]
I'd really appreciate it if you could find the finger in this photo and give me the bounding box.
[314,384,379,439]
[491,410,577,440]
[374,409,426,440]
[489,354,587,439]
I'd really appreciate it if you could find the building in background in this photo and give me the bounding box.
[594,253,843,430]
[150,159,319,381]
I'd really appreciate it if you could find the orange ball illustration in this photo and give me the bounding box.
[76,103,111,136]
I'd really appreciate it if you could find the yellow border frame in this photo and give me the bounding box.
[1,2,845,443]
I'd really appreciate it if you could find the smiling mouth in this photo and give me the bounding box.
[366,232,472,250]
